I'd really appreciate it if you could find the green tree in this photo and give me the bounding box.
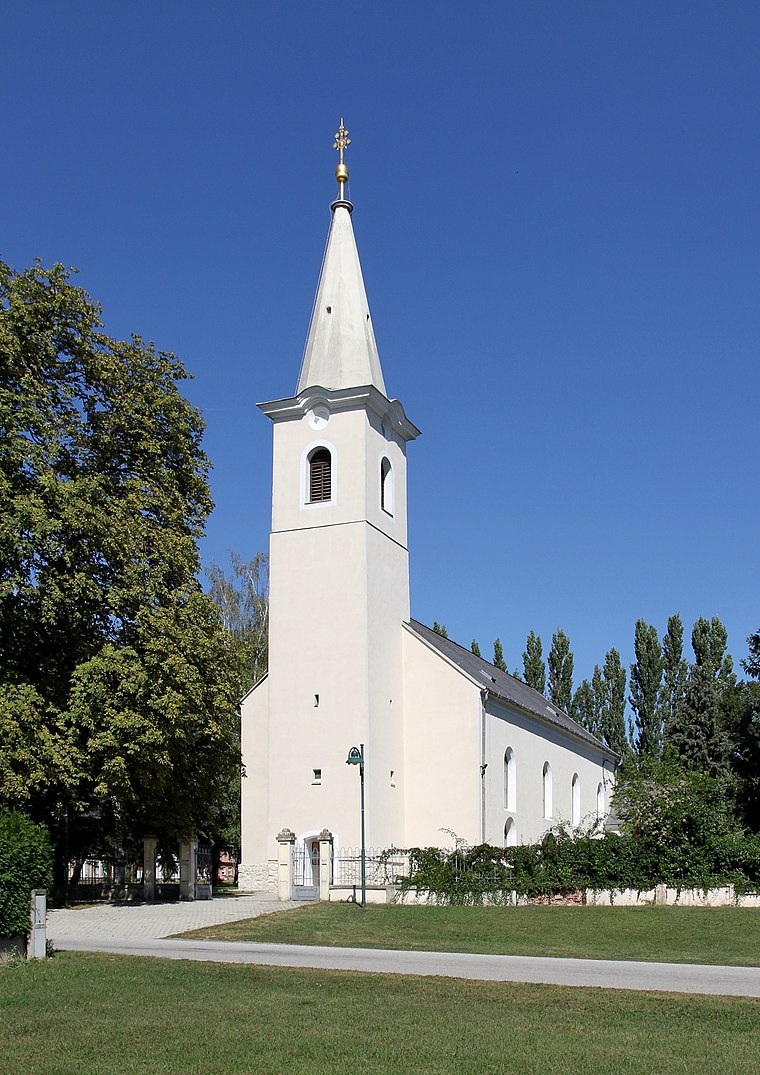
[432,622,448,638]
[659,613,688,740]
[547,629,574,713]
[667,617,732,776]
[600,648,628,755]
[692,616,736,689]
[571,678,599,735]
[493,638,507,672]
[470,640,481,657]
[612,754,746,888]
[206,551,269,701]
[732,629,760,830]
[0,259,239,857]
[743,629,760,679]
[205,551,269,867]
[629,620,663,757]
[522,630,546,694]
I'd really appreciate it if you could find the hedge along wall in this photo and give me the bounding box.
[0,809,53,937]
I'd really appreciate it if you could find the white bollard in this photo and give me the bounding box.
[29,889,47,960]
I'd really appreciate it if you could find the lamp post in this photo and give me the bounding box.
[345,744,366,907]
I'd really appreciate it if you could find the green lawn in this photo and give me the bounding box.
[1,952,759,1074]
[177,902,760,966]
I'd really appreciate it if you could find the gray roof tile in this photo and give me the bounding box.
[406,619,618,761]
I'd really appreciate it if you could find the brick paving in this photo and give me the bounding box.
[47,892,297,942]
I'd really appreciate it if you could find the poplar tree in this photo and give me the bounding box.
[629,620,664,757]
[493,638,507,672]
[522,630,546,694]
[470,640,481,657]
[600,648,628,755]
[548,629,574,714]
[432,622,448,638]
[571,678,599,735]
[659,613,688,740]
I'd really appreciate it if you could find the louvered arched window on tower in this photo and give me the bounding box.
[309,448,332,503]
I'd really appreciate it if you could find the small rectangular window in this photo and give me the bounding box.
[390,769,395,787]
[312,769,322,785]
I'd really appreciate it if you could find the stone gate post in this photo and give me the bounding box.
[143,835,158,901]
[318,829,333,902]
[179,837,198,901]
[276,828,295,901]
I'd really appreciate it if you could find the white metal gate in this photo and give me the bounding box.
[291,842,319,901]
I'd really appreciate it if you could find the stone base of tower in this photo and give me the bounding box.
[237,860,277,893]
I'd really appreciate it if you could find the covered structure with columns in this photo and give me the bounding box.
[239,123,617,894]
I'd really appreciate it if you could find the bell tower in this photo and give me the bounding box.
[240,122,420,881]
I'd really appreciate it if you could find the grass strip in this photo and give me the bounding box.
[1,951,759,1074]
[177,902,760,966]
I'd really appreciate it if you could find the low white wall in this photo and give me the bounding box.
[376,886,760,907]
[586,886,760,907]
[328,885,390,905]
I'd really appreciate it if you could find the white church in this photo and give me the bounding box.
[238,124,617,893]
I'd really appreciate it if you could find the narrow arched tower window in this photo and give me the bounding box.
[309,448,332,503]
[380,456,393,515]
[504,818,517,847]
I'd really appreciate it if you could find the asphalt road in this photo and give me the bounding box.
[47,896,760,997]
[53,934,760,997]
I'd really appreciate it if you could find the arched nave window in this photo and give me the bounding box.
[571,774,580,827]
[309,447,332,503]
[596,781,606,821]
[504,818,517,847]
[542,762,553,820]
[503,748,516,812]
[380,456,394,515]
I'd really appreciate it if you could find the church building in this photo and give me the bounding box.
[238,124,617,893]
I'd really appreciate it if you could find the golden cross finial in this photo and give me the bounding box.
[333,118,351,162]
[333,118,350,196]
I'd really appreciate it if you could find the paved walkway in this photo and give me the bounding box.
[47,896,760,998]
[47,892,297,941]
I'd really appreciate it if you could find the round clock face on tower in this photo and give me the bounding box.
[308,406,330,430]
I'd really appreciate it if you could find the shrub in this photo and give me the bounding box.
[0,809,53,937]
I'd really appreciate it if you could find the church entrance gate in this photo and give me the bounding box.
[291,840,320,901]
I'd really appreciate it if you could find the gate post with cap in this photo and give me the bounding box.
[318,829,333,902]
[276,828,295,901]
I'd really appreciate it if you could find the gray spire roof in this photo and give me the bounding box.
[296,202,387,396]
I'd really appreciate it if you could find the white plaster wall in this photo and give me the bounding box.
[484,700,615,846]
[401,629,482,847]
[261,396,412,863]
[239,677,269,868]
[269,404,409,551]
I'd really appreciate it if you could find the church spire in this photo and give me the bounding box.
[295,121,387,397]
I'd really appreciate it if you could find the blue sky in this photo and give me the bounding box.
[2,2,758,696]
